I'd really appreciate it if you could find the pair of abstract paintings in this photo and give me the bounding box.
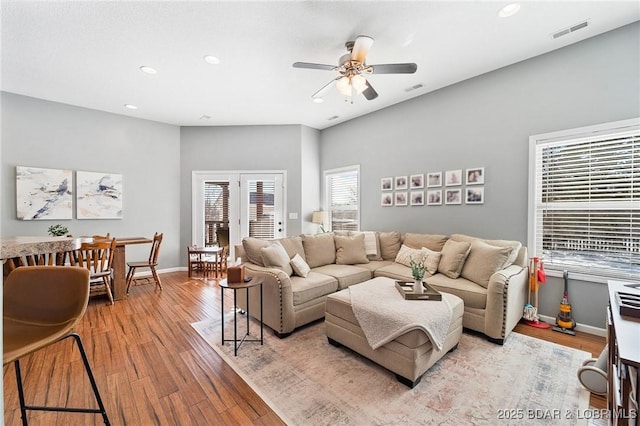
[16,166,123,220]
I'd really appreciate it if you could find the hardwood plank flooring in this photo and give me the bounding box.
[3,271,606,425]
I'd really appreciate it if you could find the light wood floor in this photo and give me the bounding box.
[3,271,606,425]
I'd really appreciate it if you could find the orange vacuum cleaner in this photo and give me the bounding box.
[552,270,576,335]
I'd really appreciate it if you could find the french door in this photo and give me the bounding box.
[192,171,285,258]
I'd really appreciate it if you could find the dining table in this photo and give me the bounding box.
[188,246,223,279]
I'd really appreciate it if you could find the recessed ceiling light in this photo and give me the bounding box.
[139,66,157,74]
[124,104,138,110]
[204,55,220,65]
[498,3,521,18]
[313,98,324,104]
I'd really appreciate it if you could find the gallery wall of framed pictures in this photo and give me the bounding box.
[381,167,484,207]
[16,166,123,220]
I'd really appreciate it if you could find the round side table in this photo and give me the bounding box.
[219,277,264,356]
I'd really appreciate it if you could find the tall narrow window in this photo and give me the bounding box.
[204,182,229,246]
[248,179,276,239]
[325,166,360,231]
[529,118,640,279]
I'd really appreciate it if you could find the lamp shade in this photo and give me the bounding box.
[312,211,327,225]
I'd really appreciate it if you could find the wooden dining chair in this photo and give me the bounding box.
[187,245,206,278]
[76,238,116,304]
[205,246,228,278]
[125,232,163,294]
[3,266,110,425]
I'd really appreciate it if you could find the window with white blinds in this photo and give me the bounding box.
[325,166,360,231]
[248,180,275,239]
[204,182,229,246]
[530,119,640,279]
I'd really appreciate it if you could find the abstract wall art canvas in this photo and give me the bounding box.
[16,166,73,220]
[76,171,123,219]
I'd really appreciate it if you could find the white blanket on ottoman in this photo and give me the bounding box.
[348,277,453,351]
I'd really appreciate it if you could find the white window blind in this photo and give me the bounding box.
[531,120,640,279]
[204,182,229,246]
[248,180,275,239]
[325,166,359,231]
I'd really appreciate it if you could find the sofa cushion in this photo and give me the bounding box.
[394,244,426,267]
[242,237,271,267]
[378,231,402,260]
[437,239,471,279]
[402,233,449,252]
[302,233,336,268]
[276,236,306,261]
[422,247,442,275]
[373,262,413,282]
[261,243,293,276]
[426,274,487,310]
[290,272,338,306]
[311,264,372,290]
[290,253,311,277]
[350,231,382,260]
[460,240,513,288]
[451,234,522,268]
[352,260,394,274]
[335,234,369,265]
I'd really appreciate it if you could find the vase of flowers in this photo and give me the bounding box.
[409,257,425,294]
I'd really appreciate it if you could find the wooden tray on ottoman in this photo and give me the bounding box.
[395,281,442,301]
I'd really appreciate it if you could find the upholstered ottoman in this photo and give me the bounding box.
[325,277,464,388]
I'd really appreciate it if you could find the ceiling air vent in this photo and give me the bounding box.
[327,115,340,121]
[405,84,424,93]
[552,20,589,39]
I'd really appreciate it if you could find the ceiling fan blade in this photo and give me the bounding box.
[312,77,340,99]
[369,63,418,74]
[362,80,378,100]
[351,35,374,63]
[293,62,336,71]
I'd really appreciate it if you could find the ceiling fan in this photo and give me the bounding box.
[293,35,417,101]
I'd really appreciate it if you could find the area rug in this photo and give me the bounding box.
[192,317,591,425]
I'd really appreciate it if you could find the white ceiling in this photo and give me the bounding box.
[2,1,638,130]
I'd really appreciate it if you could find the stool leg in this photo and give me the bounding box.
[70,333,111,425]
[13,360,28,426]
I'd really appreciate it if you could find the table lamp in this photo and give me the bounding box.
[312,211,327,233]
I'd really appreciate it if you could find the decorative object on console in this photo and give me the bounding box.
[445,169,462,186]
[76,171,123,219]
[427,172,442,187]
[311,211,327,233]
[466,187,484,204]
[410,174,424,189]
[16,166,73,220]
[395,192,407,206]
[445,188,462,205]
[465,167,485,185]
[395,176,408,190]
[380,177,393,191]
[410,191,424,206]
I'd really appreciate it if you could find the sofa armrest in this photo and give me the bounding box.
[238,263,296,335]
[484,264,528,341]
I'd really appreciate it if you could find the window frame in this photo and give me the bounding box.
[323,165,360,232]
[528,117,640,282]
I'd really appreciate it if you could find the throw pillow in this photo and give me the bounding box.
[378,231,402,260]
[403,233,449,252]
[421,247,442,275]
[335,234,369,265]
[394,244,427,268]
[290,253,311,278]
[275,236,306,261]
[450,234,522,268]
[242,237,271,267]
[302,233,336,268]
[260,243,293,276]
[350,231,382,260]
[437,239,472,279]
[461,240,513,288]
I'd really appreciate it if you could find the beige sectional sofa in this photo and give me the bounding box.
[235,231,528,344]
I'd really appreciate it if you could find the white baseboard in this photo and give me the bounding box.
[537,314,606,337]
[131,266,185,277]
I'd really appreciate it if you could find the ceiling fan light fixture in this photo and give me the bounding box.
[351,75,368,93]
[336,76,352,96]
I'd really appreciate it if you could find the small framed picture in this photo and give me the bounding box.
[395,176,408,190]
[445,170,462,186]
[410,174,424,189]
[466,167,485,185]
[381,177,393,191]
[427,190,442,205]
[445,188,462,205]
[395,192,408,206]
[381,193,393,206]
[410,191,424,206]
[427,172,442,188]
[466,187,484,204]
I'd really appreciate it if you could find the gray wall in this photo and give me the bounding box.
[319,23,640,329]
[300,126,321,234]
[179,125,313,255]
[1,92,182,268]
